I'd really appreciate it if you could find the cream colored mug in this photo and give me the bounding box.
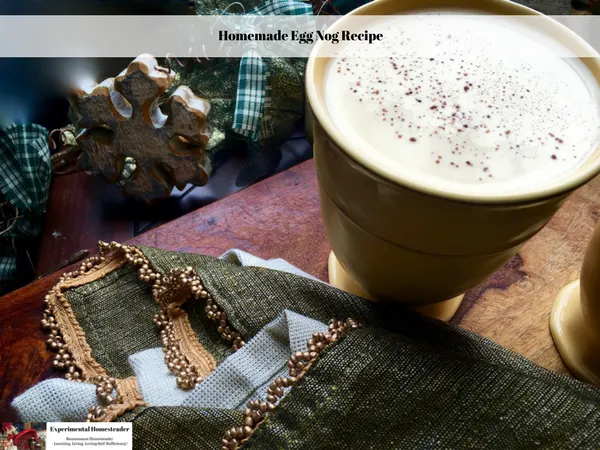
[305,0,600,320]
[551,219,600,385]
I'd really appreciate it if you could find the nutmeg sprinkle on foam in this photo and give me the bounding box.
[325,13,600,194]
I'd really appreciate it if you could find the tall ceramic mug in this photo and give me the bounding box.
[306,0,600,308]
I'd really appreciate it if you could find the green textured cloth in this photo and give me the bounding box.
[133,407,243,449]
[247,329,600,449]
[58,247,600,449]
[0,124,51,294]
[66,265,160,378]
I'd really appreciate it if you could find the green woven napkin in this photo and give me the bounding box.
[54,246,600,449]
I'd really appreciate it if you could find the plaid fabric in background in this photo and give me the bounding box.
[0,124,51,294]
[230,0,313,141]
[233,50,267,141]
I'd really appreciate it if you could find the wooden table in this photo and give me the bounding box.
[35,172,135,278]
[1,159,598,420]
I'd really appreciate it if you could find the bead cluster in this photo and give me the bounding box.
[87,376,119,422]
[101,242,247,357]
[101,243,246,390]
[97,241,164,294]
[153,266,212,389]
[221,318,360,450]
[101,243,206,389]
[42,254,106,382]
[152,263,247,352]
[205,296,246,352]
[41,312,81,380]
[155,266,210,308]
[101,242,245,357]
[153,311,205,390]
[152,266,246,389]
[42,240,249,423]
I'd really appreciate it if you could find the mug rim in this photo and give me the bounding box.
[306,0,600,205]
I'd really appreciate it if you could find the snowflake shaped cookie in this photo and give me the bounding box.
[71,54,213,202]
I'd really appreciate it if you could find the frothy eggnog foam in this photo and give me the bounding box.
[325,13,600,194]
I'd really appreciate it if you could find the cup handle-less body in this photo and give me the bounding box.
[551,220,600,385]
[305,101,315,145]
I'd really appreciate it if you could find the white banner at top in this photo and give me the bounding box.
[0,15,599,58]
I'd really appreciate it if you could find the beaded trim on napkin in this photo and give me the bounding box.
[221,318,360,449]
[41,241,247,421]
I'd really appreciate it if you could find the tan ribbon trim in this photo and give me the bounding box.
[173,314,217,376]
[104,377,146,422]
[159,276,217,378]
[48,257,126,379]
[100,377,146,422]
[46,243,220,421]
[116,377,143,404]
[46,250,148,422]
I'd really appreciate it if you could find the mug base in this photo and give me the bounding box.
[550,280,600,385]
[328,251,464,322]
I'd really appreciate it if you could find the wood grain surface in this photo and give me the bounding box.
[35,172,134,278]
[2,158,599,420]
